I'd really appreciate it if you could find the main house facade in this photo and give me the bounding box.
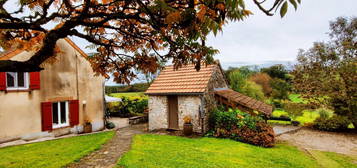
[0,39,105,142]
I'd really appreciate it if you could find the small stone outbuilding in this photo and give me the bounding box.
[145,62,228,133]
[146,61,273,134]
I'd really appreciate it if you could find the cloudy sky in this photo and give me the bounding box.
[70,0,356,65]
[204,0,357,63]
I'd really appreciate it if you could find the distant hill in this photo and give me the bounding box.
[106,60,297,86]
[220,60,296,70]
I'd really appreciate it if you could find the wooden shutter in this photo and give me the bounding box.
[29,72,40,90]
[70,100,80,126]
[41,102,53,131]
[0,72,5,91]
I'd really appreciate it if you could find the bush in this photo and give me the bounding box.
[105,121,116,129]
[249,73,272,96]
[242,81,266,101]
[209,108,275,147]
[313,115,351,131]
[107,97,148,117]
[270,78,291,100]
[234,122,275,147]
[282,102,307,119]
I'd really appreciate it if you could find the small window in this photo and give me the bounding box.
[6,72,29,90]
[52,101,69,129]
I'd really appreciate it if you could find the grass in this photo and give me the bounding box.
[118,134,336,168]
[268,120,291,125]
[289,94,306,103]
[0,131,114,168]
[109,92,147,100]
[309,150,357,168]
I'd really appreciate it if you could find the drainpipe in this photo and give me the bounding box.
[102,80,106,129]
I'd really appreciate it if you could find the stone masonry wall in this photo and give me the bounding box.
[178,96,202,133]
[148,95,168,131]
[203,65,229,132]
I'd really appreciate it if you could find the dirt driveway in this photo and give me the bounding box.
[278,128,357,156]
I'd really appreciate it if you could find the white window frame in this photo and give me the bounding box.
[6,72,29,90]
[52,101,70,129]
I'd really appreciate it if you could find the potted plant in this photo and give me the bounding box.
[83,120,92,133]
[183,116,193,136]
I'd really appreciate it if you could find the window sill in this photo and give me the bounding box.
[52,124,70,130]
[5,89,32,93]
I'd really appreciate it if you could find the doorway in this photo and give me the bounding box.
[167,95,179,130]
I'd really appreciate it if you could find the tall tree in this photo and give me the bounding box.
[293,17,357,127]
[0,0,300,83]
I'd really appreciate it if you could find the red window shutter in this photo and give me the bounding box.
[29,72,40,90]
[0,72,5,91]
[70,100,80,126]
[41,102,53,131]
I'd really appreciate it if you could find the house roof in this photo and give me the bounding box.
[0,38,88,61]
[145,64,218,95]
[214,88,273,116]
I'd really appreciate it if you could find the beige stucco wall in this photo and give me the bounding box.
[0,39,104,140]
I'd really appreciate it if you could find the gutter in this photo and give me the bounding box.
[145,92,204,96]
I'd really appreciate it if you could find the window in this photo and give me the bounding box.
[6,72,29,90]
[52,101,69,129]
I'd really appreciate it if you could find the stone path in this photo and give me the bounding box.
[67,124,146,168]
[277,128,357,156]
[273,125,301,136]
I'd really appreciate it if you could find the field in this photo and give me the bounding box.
[109,92,147,100]
[117,134,357,168]
[0,131,114,168]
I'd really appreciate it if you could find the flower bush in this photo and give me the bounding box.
[209,107,275,147]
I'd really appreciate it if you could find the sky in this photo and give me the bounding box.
[69,0,357,65]
[204,0,357,63]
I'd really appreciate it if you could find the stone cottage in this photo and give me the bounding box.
[145,62,273,134]
[145,62,228,133]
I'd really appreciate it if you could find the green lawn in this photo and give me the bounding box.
[117,134,357,168]
[0,131,114,168]
[109,92,147,100]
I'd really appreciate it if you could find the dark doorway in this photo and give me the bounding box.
[168,95,179,130]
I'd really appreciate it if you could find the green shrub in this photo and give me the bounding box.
[209,108,275,147]
[313,115,351,132]
[105,121,116,129]
[229,70,265,101]
[270,78,290,100]
[282,101,308,120]
[107,97,148,117]
[316,108,332,119]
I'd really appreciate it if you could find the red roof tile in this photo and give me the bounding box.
[145,64,217,94]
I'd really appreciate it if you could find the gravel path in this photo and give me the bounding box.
[278,128,357,156]
[66,124,146,168]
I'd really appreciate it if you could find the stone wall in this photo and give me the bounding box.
[148,95,168,131]
[148,95,203,133]
[178,96,202,133]
[202,64,228,132]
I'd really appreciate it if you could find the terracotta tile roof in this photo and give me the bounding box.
[215,88,273,116]
[0,38,87,61]
[145,64,217,94]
